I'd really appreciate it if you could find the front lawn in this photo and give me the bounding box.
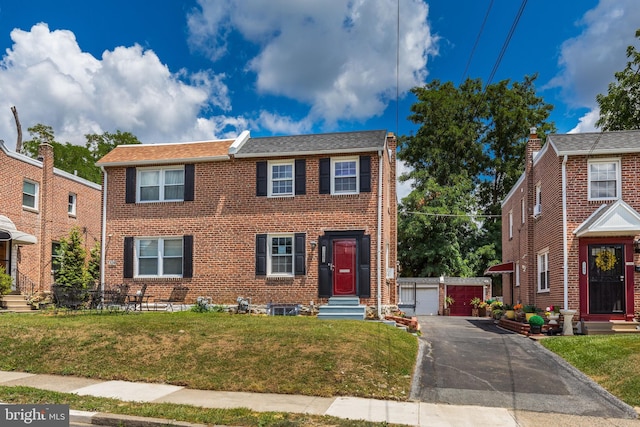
[541,334,640,407]
[0,311,417,400]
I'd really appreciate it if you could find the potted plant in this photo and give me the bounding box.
[478,301,488,317]
[523,304,537,321]
[528,314,545,334]
[470,297,482,317]
[503,303,515,320]
[444,295,454,316]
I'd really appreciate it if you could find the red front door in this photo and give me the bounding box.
[333,239,356,295]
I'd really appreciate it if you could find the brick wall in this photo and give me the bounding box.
[0,142,102,292]
[502,136,640,319]
[102,142,397,307]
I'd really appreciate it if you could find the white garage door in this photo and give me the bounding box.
[399,282,439,316]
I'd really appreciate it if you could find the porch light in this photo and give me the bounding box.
[634,239,640,254]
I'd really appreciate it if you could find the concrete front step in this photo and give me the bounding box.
[1,294,35,313]
[583,321,640,335]
[318,297,366,320]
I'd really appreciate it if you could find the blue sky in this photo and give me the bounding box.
[0,1,638,186]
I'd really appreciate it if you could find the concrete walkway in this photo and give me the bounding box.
[0,370,638,426]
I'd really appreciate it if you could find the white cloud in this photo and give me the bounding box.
[546,0,640,112]
[396,159,414,202]
[255,111,313,135]
[188,0,437,126]
[568,109,600,134]
[0,23,243,150]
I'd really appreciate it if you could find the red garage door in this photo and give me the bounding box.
[447,286,483,316]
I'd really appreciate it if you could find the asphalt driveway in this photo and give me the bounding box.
[412,316,637,418]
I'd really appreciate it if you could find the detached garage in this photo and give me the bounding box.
[398,277,492,316]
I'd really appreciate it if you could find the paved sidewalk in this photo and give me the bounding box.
[0,370,638,426]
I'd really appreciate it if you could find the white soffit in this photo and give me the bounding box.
[574,200,640,237]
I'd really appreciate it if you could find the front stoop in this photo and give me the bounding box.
[582,320,640,335]
[1,294,35,313]
[317,297,366,320]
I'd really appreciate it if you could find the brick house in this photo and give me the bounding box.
[495,128,640,326]
[0,141,102,295]
[96,130,397,315]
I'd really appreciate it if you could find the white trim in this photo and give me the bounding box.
[267,160,294,197]
[537,249,550,292]
[228,130,250,155]
[562,155,568,310]
[98,155,229,167]
[502,172,525,207]
[521,198,525,224]
[267,234,294,277]
[134,236,184,278]
[508,210,513,239]
[331,156,359,195]
[22,179,39,210]
[137,166,185,203]
[587,158,621,201]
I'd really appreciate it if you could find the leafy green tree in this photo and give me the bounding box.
[596,29,640,131]
[22,125,140,184]
[398,75,555,277]
[87,241,101,286]
[55,227,91,289]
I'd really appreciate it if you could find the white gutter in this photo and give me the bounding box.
[377,149,383,318]
[562,155,568,310]
[100,166,108,294]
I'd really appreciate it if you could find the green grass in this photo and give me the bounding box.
[540,334,640,407]
[0,311,416,398]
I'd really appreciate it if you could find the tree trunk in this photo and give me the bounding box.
[11,106,22,153]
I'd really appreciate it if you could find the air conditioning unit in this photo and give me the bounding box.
[533,204,542,217]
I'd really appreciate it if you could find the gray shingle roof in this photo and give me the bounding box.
[549,130,640,155]
[235,130,388,157]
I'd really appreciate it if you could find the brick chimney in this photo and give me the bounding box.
[525,127,541,307]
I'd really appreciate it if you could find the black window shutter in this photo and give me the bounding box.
[256,234,267,275]
[294,233,306,275]
[123,237,134,278]
[125,167,136,203]
[318,236,331,298]
[358,235,371,298]
[184,164,195,201]
[319,158,330,194]
[359,156,371,193]
[295,159,306,195]
[183,235,193,278]
[256,161,267,197]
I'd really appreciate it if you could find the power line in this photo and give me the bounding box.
[486,0,528,87]
[460,0,494,84]
[404,210,502,219]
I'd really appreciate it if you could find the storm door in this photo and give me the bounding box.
[588,244,625,314]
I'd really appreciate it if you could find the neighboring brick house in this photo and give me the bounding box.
[97,130,397,314]
[0,141,102,294]
[495,128,640,324]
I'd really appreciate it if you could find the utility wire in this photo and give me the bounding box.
[460,0,494,84]
[486,0,528,87]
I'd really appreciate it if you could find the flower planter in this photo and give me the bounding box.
[471,308,479,317]
[505,309,515,320]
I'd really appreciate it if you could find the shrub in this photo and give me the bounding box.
[0,265,12,296]
[528,315,545,326]
[523,304,537,313]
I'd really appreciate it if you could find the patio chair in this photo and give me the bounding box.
[154,286,188,312]
[102,284,130,312]
[125,283,149,312]
[51,283,85,310]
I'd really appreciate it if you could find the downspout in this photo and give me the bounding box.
[377,149,383,319]
[100,166,107,294]
[562,155,568,310]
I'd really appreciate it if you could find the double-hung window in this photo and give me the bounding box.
[22,179,38,210]
[332,157,358,194]
[538,250,549,292]
[269,161,293,197]
[68,193,77,216]
[588,159,620,200]
[138,167,184,202]
[269,235,293,276]
[136,237,183,277]
[508,210,513,240]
